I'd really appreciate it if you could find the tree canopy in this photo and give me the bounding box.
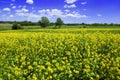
[55,18,64,28]
[39,16,50,28]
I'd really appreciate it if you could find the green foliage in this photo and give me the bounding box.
[20,21,30,26]
[55,18,64,28]
[39,16,50,28]
[12,23,22,30]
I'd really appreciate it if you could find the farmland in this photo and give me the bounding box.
[0,27,120,80]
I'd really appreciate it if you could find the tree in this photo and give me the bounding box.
[12,23,22,30]
[39,16,50,28]
[81,22,85,25]
[55,18,63,28]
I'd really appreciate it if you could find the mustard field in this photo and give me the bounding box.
[0,29,120,80]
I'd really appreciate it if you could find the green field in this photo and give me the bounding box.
[1,27,120,34]
[0,26,120,80]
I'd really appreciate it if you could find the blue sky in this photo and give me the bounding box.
[0,0,120,23]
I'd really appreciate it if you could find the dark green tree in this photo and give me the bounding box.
[55,18,63,28]
[12,23,22,30]
[39,16,50,28]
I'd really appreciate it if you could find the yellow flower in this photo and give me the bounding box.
[28,65,33,70]
[53,74,57,78]
[96,74,100,79]
[90,77,94,80]
[55,63,59,67]
[32,74,37,80]
[33,62,38,66]
[46,62,51,66]
[84,69,90,73]
[73,70,79,74]
[47,67,53,73]
[85,65,90,69]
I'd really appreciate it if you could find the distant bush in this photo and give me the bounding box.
[83,25,87,28]
[12,23,22,30]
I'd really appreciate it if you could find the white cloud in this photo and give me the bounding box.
[15,12,40,21]
[65,11,87,18]
[10,15,13,17]
[48,9,63,17]
[64,10,70,12]
[26,0,34,4]
[38,9,87,18]
[97,14,102,17]
[38,9,63,17]
[38,9,50,13]
[12,6,16,9]
[16,8,29,13]
[64,4,76,8]
[3,8,11,11]
[81,2,87,5]
[16,12,39,18]
[65,0,77,4]
[15,8,87,22]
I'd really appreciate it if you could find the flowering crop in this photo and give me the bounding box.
[0,30,120,80]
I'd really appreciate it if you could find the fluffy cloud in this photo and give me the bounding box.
[64,10,70,12]
[16,12,39,18]
[38,9,87,18]
[81,2,87,5]
[48,9,63,17]
[64,4,76,8]
[16,8,29,13]
[65,0,77,4]
[9,15,13,17]
[12,6,16,9]
[65,11,87,18]
[26,0,34,4]
[3,8,11,11]
[38,9,50,13]
[14,8,87,22]
[16,8,87,19]
[38,9,63,18]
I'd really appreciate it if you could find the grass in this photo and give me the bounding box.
[0,23,12,30]
[0,23,120,34]
[1,28,120,34]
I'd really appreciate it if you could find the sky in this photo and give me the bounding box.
[0,0,120,23]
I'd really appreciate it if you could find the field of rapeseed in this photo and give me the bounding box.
[0,29,120,80]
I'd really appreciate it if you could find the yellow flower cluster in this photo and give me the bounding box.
[0,30,120,80]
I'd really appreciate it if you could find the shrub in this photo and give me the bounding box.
[12,23,22,30]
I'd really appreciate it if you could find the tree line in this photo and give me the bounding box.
[12,17,63,30]
[0,16,120,30]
